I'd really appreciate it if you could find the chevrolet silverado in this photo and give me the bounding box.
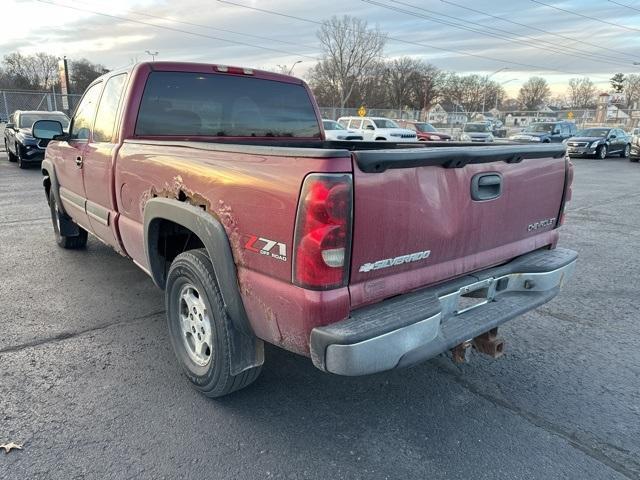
[32,62,577,397]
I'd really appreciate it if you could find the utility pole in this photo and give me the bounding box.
[145,50,159,61]
[482,68,509,115]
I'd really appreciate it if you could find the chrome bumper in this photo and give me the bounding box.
[310,248,577,376]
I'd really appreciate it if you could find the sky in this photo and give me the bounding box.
[2,0,640,97]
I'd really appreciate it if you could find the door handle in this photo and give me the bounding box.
[75,156,83,168]
[471,173,502,201]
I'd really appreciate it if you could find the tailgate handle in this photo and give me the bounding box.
[471,173,502,201]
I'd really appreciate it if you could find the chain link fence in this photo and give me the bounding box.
[319,106,640,138]
[0,90,82,122]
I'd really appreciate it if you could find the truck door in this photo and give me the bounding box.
[81,73,128,253]
[54,82,103,233]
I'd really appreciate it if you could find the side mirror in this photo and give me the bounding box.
[365,125,375,130]
[6,122,15,130]
[32,119,64,140]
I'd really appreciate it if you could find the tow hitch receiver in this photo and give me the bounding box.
[472,328,505,358]
[450,328,505,364]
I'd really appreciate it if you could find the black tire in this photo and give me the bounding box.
[621,144,630,158]
[375,137,387,141]
[630,156,639,163]
[166,248,262,398]
[5,140,17,162]
[16,145,28,169]
[597,145,607,159]
[48,190,88,249]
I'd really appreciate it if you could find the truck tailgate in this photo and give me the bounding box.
[348,144,567,308]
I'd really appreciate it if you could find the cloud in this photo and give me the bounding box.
[1,0,639,94]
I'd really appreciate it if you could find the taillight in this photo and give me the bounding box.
[557,156,574,227]
[293,173,353,290]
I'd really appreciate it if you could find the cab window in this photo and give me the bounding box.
[70,83,103,140]
[349,119,362,129]
[93,74,127,143]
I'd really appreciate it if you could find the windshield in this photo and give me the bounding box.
[372,119,399,129]
[464,123,490,133]
[322,120,345,131]
[523,123,555,133]
[19,113,69,129]
[576,128,609,138]
[414,123,436,133]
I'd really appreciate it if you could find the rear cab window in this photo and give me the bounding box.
[71,83,103,141]
[135,71,321,139]
[93,74,128,143]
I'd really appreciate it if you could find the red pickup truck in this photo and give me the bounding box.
[33,62,577,397]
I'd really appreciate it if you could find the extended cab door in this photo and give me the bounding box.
[53,82,103,232]
[81,73,128,253]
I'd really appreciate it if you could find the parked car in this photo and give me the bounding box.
[629,128,639,163]
[460,122,494,142]
[322,119,363,141]
[4,110,70,168]
[480,119,507,138]
[509,121,577,143]
[566,127,631,159]
[32,61,576,397]
[337,116,417,142]
[395,120,451,141]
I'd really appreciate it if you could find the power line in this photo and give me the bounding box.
[365,0,637,69]
[216,0,609,76]
[530,0,640,33]
[608,0,640,13]
[35,0,319,61]
[440,0,640,61]
[117,7,319,51]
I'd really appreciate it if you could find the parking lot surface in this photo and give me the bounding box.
[1,152,639,480]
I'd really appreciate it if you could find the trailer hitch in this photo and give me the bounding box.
[472,328,505,359]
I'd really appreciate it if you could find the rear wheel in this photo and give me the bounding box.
[597,145,607,159]
[621,144,630,158]
[48,190,88,249]
[166,248,262,397]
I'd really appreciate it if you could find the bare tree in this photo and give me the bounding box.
[624,74,640,109]
[3,52,58,89]
[517,77,551,110]
[566,77,597,108]
[316,15,386,108]
[69,59,107,93]
[384,57,423,110]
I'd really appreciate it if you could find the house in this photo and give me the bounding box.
[426,101,467,125]
[503,109,558,127]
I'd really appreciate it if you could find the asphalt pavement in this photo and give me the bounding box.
[1,151,639,480]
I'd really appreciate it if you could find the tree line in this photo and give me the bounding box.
[302,16,640,112]
[0,52,107,94]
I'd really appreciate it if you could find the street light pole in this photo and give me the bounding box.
[145,50,159,61]
[288,60,303,75]
[482,67,509,115]
[495,78,518,109]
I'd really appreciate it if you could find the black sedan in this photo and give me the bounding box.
[4,110,70,169]
[566,127,631,159]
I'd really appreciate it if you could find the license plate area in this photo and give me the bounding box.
[454,279,497,315]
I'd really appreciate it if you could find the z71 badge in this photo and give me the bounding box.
[244,235,287,262]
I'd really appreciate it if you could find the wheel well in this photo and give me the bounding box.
[375,137,387,141]
[152,219,206,285]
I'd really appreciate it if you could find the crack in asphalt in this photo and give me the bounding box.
[438,365,639,480]
[0,310,165,355]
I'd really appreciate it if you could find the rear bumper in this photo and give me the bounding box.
[310,248,577,376]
